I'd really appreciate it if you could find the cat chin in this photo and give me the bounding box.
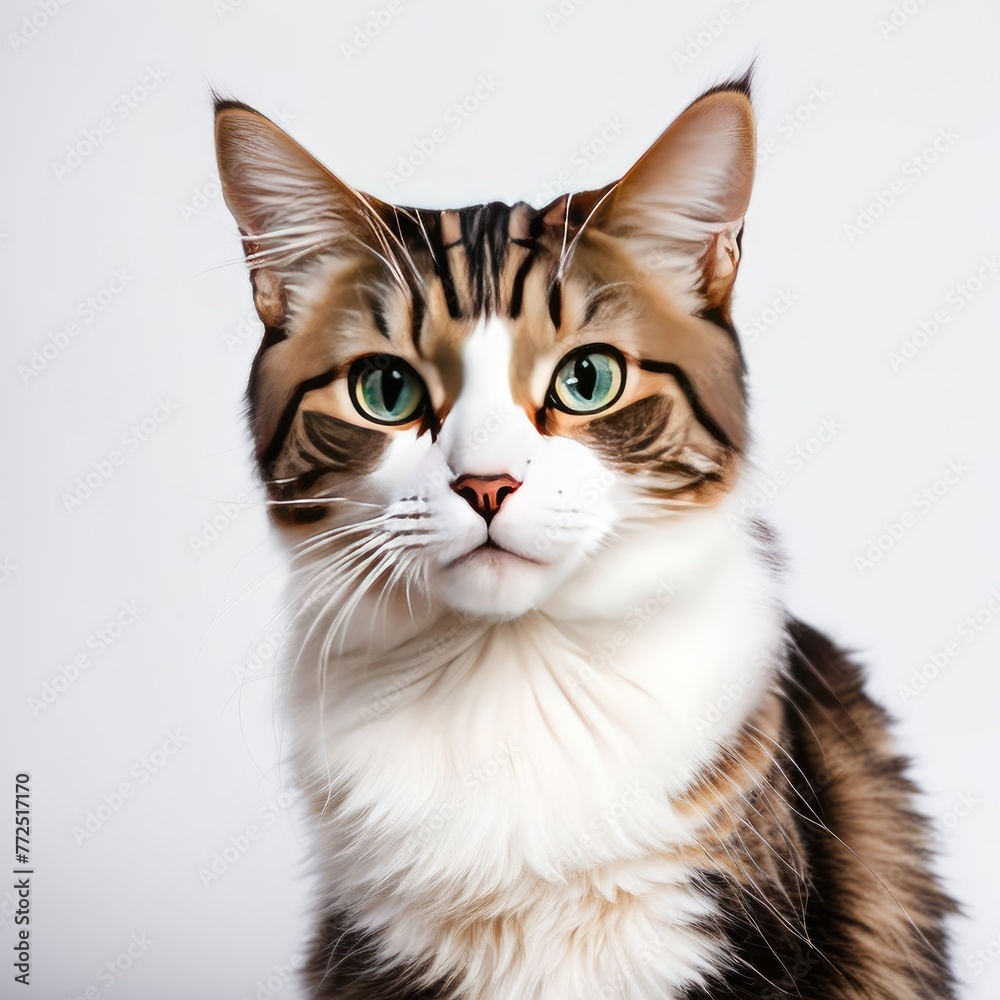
[434,544,570,619]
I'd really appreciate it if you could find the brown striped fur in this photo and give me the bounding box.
[298,621,956,1000]
[213,103,747,525]
[678,621,956,998]
[213,74,956,999]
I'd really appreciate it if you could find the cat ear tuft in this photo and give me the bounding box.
[214,99,385,327]
[594,81,756,310]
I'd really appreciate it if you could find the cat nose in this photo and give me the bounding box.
[452,474,521,525]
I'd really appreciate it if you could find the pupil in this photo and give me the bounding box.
[381,369,404,412]
[574,357,597,400]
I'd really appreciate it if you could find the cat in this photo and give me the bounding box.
[213,73,956,999]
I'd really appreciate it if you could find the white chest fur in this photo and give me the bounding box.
[289,497,784,999]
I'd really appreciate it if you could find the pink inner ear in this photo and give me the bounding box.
[250,268,287,328]
[555,88,755,309]
[215,104,390,275]
[614,89,756,230]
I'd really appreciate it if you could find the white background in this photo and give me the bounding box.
[2,0,998,997]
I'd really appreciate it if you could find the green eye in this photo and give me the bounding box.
[349,355,426,425]
[550,345,626,414]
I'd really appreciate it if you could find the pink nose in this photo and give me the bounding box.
[452,474,521,525]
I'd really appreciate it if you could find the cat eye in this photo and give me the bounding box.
[348,355,426,426]
[549,345,626,415]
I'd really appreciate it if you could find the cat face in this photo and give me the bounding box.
[215,81,755,619]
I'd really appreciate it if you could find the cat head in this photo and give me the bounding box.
[214,77,755,619]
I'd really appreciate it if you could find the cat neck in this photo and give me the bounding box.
[288,489,786,805]
[287,491,789,1000]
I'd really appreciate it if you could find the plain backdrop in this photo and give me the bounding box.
[2,0,998,997]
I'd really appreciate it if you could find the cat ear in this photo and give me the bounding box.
[588,80,755,310]
[214,98,388,328]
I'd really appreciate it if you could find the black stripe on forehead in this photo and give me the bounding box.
[410,291,426,350]
[383,208,433,350]
[392,201,552,321]
[547,278,562,330]
[457,202,510,315]
[508,210,544,319]
[363,286,392,340]
[582,284,630,327]
[418,210,460,319]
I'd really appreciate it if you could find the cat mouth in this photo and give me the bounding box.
[448,538,545,568]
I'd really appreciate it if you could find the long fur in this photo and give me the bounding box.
[213,77,956,999]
